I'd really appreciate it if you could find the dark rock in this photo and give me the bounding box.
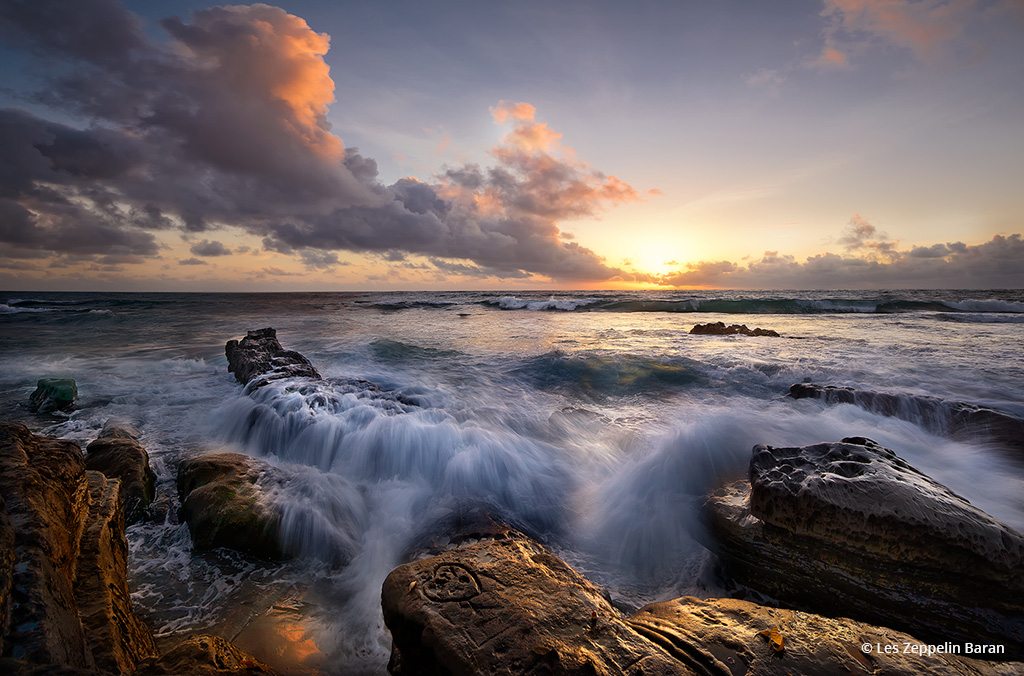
[76,471,158,673]
[134,634,276,675]
[28,378,78,413]
[789,383,1024,453]
[177,452,285,560]
[224,328,319,388]
[0,423,158,672]
[704,437,1024,657]
[382,534,1016,675]
[85,423,156,524]
[690,322,780,337]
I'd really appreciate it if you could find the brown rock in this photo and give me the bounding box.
[76,471,158,673]
[86,423,156,524]
[177,452,285,560]
[224,328,320,388]
[134,634,276,675]
[703,437,1024,657]
[382,535,1018,674]
[690,322,780,337]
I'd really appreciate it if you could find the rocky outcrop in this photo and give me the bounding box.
[382,534,1017,675]
[85,423,156,524]
[0,422,157,672]
[789,383,1024,453]
[224,328,319,388]
[28,378,77,413]
[690,322,780,337]
[177,452,285,560]
[704,437,1024,657]
[134,634,275,675]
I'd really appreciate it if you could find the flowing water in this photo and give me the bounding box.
[2,289,1023,673]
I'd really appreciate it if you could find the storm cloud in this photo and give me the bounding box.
[0,0,630,280]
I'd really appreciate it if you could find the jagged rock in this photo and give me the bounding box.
[85,423,156,524]
[789,383,1024,453]
[690,322,780,337]
[28,378,78,413]
[134,634,275,675]
[704,437,1024,657]
[177,452,285,560]
[382,534,1017,674]
[224,328,320,388]
[76,471,158,673]
[0,423,157,672]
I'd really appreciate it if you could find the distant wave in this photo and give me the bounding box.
[480,296,1024,315]
[0,303,54,313]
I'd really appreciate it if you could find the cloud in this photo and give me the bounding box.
[0,1,638,283]
[656,226,1024,289]
[189,239,231,256]
[178,257,207,265]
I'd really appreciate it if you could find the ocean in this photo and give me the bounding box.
[2,289,1023,673]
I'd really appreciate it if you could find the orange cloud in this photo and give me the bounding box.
[490,100,537,123]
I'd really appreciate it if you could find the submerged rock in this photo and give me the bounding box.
[225,328,320,388]
[28,378,78,413]
[0,422,157,672]
[704,437,1024,657]
[789,383,1024,453]
[134,634,275,675]
[382,534,1016,674]
[177,452,285,560]
[85,422,156,524]
[690,322,780,337]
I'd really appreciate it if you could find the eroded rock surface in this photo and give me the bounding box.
[690,322,780,337]
[789,383,1024,453]
[134,634,276,675]
[85,423,156,524]
[704,437,1024,657]
[382,534,1014,675]
[225,328,320,388]
[177,452,285,560]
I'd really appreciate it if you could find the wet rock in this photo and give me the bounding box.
[690,322,780,337]
[224,328,320,388]
[704,437,1024,657]
[76,471,158,673]
[382,534,1017,674]
[789,383,1024,453]
[134,634,275,675]
[0,423,157,672]
[177,452,285,560]
[28,378,78,413]
[85,422,156,524]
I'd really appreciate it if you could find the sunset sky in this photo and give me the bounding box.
[1,0,1022,290]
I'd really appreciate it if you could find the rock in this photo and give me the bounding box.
[224,328,319,388]
[382,534,1018,675]
[177,452,285,560]
[28,378,78,413]
[789,383,1024,453]
[704,437,1024,657]
[75,471,158,673]
[85,423,156,524]
[0,423,157,672]
[690,322,780,337]
[134,634,276,675]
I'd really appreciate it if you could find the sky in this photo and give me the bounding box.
[0,0,1022,290]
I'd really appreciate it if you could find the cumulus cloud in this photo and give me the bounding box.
[189,239,231,256]
[178,257,207,265]
[0,0,637,282]
[657,225,1024,289]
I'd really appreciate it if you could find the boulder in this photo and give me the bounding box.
[690,322,780,337]
[85,423,156,524]
[382,534,1017,674]
[789,383,1024,453]
[28,378,78,413]
[704,437,1024,657]
[134,634,275,675]
[224,328,320,388]
[177,452,285,560]
[0,422,157,672]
